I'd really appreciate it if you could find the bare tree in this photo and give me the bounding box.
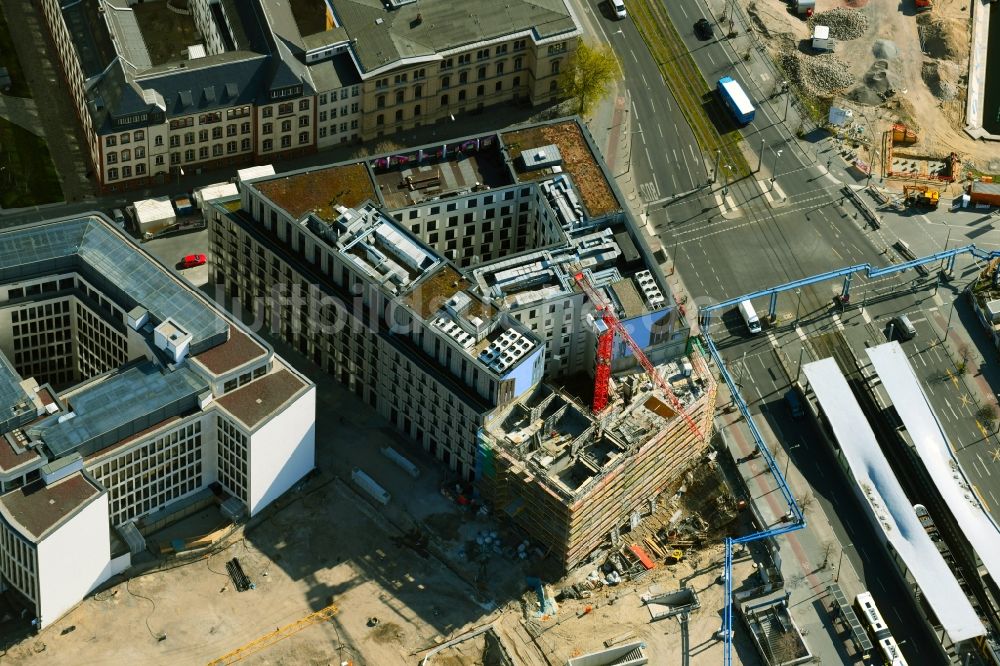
[796,490,815,515]
[819,540,835,569]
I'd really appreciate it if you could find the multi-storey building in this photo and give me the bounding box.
[39,0,580,192]
[0,215,316,627]
[206,118,715,568]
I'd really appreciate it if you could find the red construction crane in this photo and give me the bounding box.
[574,272,702,439]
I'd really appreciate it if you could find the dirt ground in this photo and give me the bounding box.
[746,0,1000,175]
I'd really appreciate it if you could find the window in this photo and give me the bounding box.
[122,165,131,178]
[350,119,358,130]
[477,85,484,97]
[319,127,327,138]
[458,54,471,65]
[121,149,131,161]
[548,42,567,55]
[414,85,422,98]
[105,136,116,147]
[226,140,237,154]
[299,115,309,127]
[549,80,557,93]
[263,122,273,135]
[298,131,308,144]
[134,130,145,141]
[227,124,237,137]
[262,106,273,118]
[171,152,181,164]
[319,111,327,122]
[299,99,310,111]
[441,94,449,106]
[514,56,523,71]
[459,71,468,84]
[281,120,291,132]
[155,155,164,166]
[513,76,521,88]
[477,48,490,60]
[395,109,403,121]
[241,138,251,151]
[352,85,360,97]
[395,90,404,104]
[262,139,273,152]
[107,167,118,180]
[414,104,421,117]
[477,67,486,80]
[351,102,359,113]
[551,60,560,75]
[213,144,223,157]
[458,90,466,101]
[199,129,209,142]
[184,149,194,161]
[341,105,348,116]
[155,135,163,146]
[212,126,223,139]
[281,135,291,148]
[497,44,508,55]
[514,39,526,50]
[136,163,146,175]
[319,93,328,105]
[184,132,195,145]
[377,95,385,109]
[496,62,505,76]
[495,81,502,92]
[106,151,117,164]
[394,73,407,84]
[199,146,209,159]
[441,76,450,89]
[414,68,426,79]
[278,102,294,115]
[241,122,250,134]
[120,133,130,144]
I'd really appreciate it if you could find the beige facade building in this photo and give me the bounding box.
[39,0,580,192]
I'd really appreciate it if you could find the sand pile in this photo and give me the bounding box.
[917,15,967,61]
[872,39,898,60]
[808,8,869,41]
[780,52,854,95]
[921,60,960,100]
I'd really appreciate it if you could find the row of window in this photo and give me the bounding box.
[104,129,145,148]
[318,103,359,122]
[375,80,515,124]
[0,521,36,603]
[218,417,249,503]
[317,121,359,139]
[261,116,309,135]
[261,133,310,152]
[172,122,251,147]
[262,99,310,118]
[318,86,361,105]
[106,146,146,164]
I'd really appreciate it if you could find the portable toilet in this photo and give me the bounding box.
[812,25,833,51]
[795,0,815,16]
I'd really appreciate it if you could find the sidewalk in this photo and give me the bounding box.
[715,381,866,665]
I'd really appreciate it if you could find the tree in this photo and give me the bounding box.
[977,404,998,431]
[558,42,619,116]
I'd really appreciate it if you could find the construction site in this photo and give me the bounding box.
[744,0,1000,191]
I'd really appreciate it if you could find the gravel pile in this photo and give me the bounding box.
[779,52,854,95]
[921,60,959,100]
[847,59,903,106]
[808,8,869,41]
[873,39,898,60]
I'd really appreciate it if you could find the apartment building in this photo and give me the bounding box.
[205,119,711,568]
[39,0,579,192]
[0,215,316,627]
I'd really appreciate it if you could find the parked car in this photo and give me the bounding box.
[785,389,804,418]
[111,208,126,229]
[888,314,917,341]
[179,254,207,269]
[611,0,627,19]
[695,18,714,40]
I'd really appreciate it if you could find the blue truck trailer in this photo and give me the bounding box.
[717,77,755,125]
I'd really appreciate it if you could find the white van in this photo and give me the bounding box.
[611,0,627,19]
[739,300,761,334]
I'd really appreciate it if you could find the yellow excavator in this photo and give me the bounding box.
[903,184,940,208]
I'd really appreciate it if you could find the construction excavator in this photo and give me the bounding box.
[903,184,940,208]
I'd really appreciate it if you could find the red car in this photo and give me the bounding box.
[179,254,207,269]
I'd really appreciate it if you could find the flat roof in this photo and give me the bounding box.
[254,163,376,221]
[32,362,208,458]
[868,343,1000,591]
[803,357,985,642]
[0,435,41,474]
[192,326,268,376]
[0,472,102,542]
[0,216,228,352]
[215,369,308,429]
[0,352,33,434]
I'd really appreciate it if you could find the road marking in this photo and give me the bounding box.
[680,3,689,18]
[772,181,787,201]
[977,454,992,476]
[724,193,737,212]
[641,73,649,88]
[672,148,679,163]
[992,490,999,507]
[630,49,638,64]
[706,49,716,66]
[795,327,808,344]
[973,458,986,478]
[832,314,845,332]
[861,308,872,324]
[650,99,656,114]
[689,144,697,161]
[659,125,665,139]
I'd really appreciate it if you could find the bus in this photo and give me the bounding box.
[854,591,908,666]
[717,77,755,125]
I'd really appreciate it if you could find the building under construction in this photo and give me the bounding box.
[478,356,715,569]
[205,117,715,569]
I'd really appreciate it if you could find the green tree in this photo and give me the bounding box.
[558,42,619,116]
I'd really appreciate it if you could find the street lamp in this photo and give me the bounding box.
[835,543,856,582]
[768,148,783,192]
[794,288,803,325]
[722,164,733,197]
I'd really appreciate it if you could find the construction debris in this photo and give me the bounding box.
[779,52,854,95]
[808,8,869,41]
[226,557,254,592]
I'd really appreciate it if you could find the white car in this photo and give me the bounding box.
[611,0,627,19]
